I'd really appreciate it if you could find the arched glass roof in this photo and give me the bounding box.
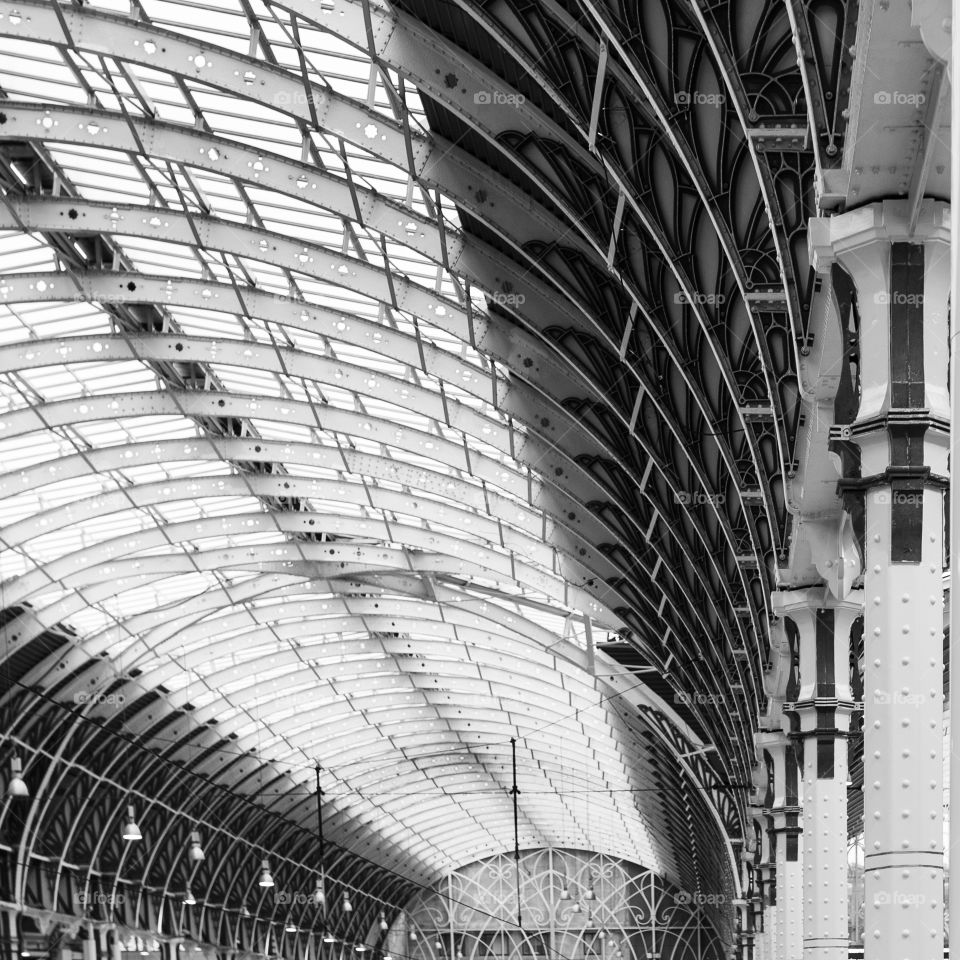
[0,0,728,890]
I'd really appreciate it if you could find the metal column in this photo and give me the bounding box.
[753,856,773,960]
[777,590,860,959]
[810,201,950,959]
[862,478,945,956]
[758,732,804,959]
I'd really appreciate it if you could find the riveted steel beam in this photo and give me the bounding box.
[3,0,759,405]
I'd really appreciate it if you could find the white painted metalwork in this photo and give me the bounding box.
[0,0,702,891]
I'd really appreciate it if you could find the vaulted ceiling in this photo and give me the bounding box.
[0,0,856,953]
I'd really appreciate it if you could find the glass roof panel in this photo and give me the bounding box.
[0,0,681,888]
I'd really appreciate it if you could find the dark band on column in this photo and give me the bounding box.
[889,242,924,408]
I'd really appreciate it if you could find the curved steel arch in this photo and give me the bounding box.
[381,0,789,501]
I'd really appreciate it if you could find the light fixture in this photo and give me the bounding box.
[6,756,28,798]
[184,888,196,906]
[285,924,297,934]
[379,912,388,932]
[188,831,205,862]
[259,858,274,888]
[559,878,570,900]
[341,891,352,913]
[322,933,336,944]
[408,929,418,943]
[571,902,582,914]
[354,947,365,954]
[434,940,442,952]
[313,878,326,907]
[122,805,142,841]
[584,877,595,901]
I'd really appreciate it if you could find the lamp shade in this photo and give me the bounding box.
[188,831,204,862]
[259,858,274,888]
[6,756,28,798]
[122,805,142,841]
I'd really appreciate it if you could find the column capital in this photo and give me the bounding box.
[808,198,949,273]
[786,515,861,600]
[772,588,861,704]
[770,586,863,622]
